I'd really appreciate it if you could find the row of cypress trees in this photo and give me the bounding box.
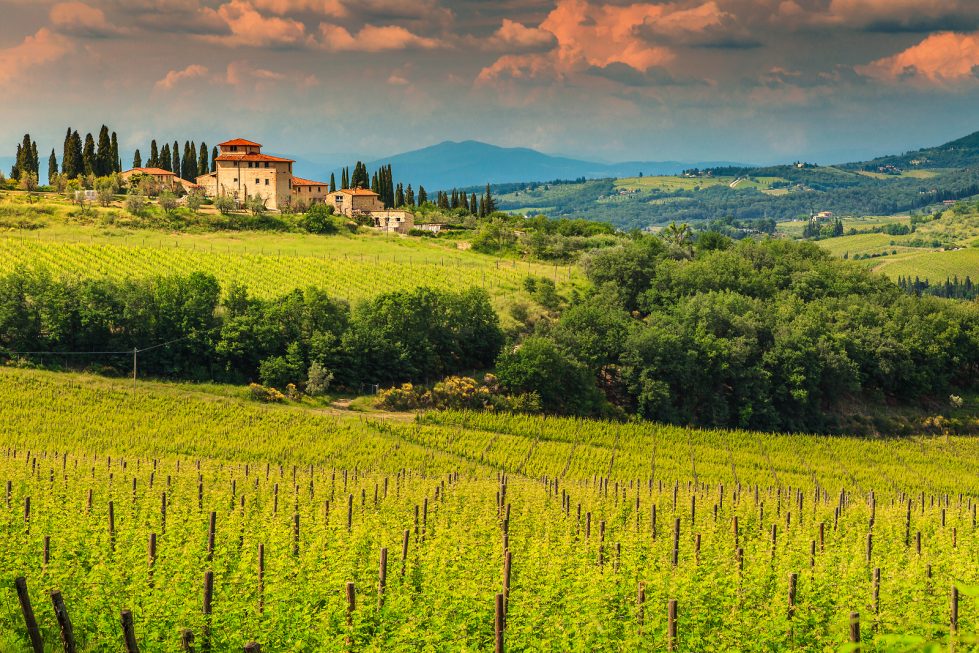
[135,139,215,181]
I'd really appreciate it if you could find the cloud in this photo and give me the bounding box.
[251,0,346,17]
[586,62,707,87]
[478,0,684,85]
[155,64,209,90]
[204,0,310,47]
[0,28,72,85]
[856,31,979,85]
[482,19,556,53]
[637,1,761,48]
[224,60,318,89]
[477,53,560,84]
[776,0,979,33]
[50,1,126,37]
[318,23,443,52]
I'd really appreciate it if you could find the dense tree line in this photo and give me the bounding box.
[140,138,211,181]
[0,271,502,391]
[899,275,978,300]
[496,236,979,432]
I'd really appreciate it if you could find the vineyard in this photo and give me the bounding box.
[0,235,577,305]
[1,368,977,651]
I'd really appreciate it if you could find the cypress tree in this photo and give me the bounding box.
[405,184,415,207]
[11,144,21,179]
[133,149,142,168]
[460,192,469,213]
[96,125,111,176]
[371,171,379,194]
[395,183,404,208]
[418,185,427,205]
[110,131,120,173]
[211,146,218,172]
[470,192,478,215]
[386,165,394,207]
[148,140,159,168]
[159,143,171,171]
[29,139,38,177]
[183,141,197,181]
[82,133,96,177]
[67,131,83,178]
[450,189,459,209]
[48,149,58,182]
[171,141,179,179]
[484,183,495,214]
[341,167,349,189]
[61,128,72,178]
[329,173,336,192]
[198,142,208,177]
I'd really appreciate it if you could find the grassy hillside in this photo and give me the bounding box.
[0,367,977,650]
[0,191,581,309]
[805,204,979,282]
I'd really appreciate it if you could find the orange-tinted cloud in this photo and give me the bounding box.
[479,0,699,85]
[155,64,209,90]
[482,19,556,53]
[0,28,72,85]
[857,31,979,84]
[205,0,310,47]
[50,1,126,37]
[318,23,443,52]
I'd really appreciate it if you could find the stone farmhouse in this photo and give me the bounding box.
[192,138,414,232]
[119,167,197,193]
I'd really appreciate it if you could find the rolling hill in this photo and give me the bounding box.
[356,140,742,190]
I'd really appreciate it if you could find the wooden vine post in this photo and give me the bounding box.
[14,577,43,653]
[667,599,678,651]
[50,590,77,653]
[494,592,505,653]
[121,609,139,653]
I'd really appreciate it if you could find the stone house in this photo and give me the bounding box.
[371,210,415,234]
[326,188,384,217]
[120,167,178,190]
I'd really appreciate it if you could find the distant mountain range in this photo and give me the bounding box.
[331,140,745,191]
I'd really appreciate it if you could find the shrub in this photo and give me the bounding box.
[300,204,340,234]
[249,383,285,403]
[158,191,178,215]
[125,192,146,216]
[306,362,333,396]
[186,190,205,214]
[214,195,234,214]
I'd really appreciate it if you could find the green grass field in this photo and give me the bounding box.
[0,367,977,651]
[615,175,789,193]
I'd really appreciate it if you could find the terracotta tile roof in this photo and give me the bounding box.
[291,176,328,186]
[218,138,262,147]
[124,167,176,176]
[340,188,379,196]
[215,153,295,163]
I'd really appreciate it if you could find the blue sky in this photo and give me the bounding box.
[2,0,979,167]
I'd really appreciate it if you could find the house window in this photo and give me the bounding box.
[264,162,270,168]
[233,178,238,182]
[265,179,269,186]
[255,178,260,185]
